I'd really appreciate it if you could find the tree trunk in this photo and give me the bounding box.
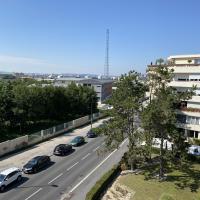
[159,135,164,180]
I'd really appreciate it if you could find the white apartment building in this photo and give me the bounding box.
[149,54,200,139]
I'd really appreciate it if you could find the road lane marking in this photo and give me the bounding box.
[119,138,128,148]
[48,173,63,184]
[69,138,127,194]
[93,146,100,152]
[81,153,90,160]
[69,149,117,194]
[67,162,79,171]
[24,188,42,200]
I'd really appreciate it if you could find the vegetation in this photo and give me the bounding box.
[98,71,146,170]
[142,65,194,179]
[0,79,98,142]
[85,165,120,200]
[119,162,200,200]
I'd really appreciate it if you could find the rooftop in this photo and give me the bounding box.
[168,54,200,60]
[77,79,113,85]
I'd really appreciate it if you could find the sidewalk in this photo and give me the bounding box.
[0,119,106,171]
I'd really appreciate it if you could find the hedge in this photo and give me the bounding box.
[85,165,121,200]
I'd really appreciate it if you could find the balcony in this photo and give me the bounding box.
[148,64,200,73]
[177,108,200,117]
[177,123,200,132]
[169,81,200,88]
[148,63,200,68]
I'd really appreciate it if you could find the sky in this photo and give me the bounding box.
[0,0,200,75]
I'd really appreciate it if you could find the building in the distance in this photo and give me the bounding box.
[77,79,113,104]
[51,77,113,104]
[148,54,200,139]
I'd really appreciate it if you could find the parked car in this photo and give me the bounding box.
[70,136,85,146]
[23,155,51,174]
[0,167,22,192]
[53,144,72,156]
[87,130,96,138]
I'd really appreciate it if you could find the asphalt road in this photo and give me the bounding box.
[0,133,128,200]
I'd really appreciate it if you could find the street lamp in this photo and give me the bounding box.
[90,96,93,129]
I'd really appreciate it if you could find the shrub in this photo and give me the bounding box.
[187,154,200,163]
[85,165,120,200]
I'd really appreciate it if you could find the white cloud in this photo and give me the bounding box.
[0,55,56,73]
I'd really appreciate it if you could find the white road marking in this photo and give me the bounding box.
[81,153,91,160]
[69,149,117,194]
[24,188,42,200]
[119,138,128,148]
[69,138,127,194]
[48,173,63,184]
[67,162,79,171]
[93,146,100,152]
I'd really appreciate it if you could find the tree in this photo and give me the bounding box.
[100,71,146,170]
[142,64,194,180]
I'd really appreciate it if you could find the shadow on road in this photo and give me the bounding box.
[1,176,29,192]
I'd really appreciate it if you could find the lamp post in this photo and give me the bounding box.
[90,96,93,129]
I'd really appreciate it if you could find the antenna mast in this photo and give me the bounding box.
[104,29,109,78]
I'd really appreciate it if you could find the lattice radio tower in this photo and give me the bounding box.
[104,29,109,78]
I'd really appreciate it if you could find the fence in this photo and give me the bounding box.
[0,112,104,157]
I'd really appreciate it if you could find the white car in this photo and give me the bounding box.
[0,167,22,192]
[188,145,200,156]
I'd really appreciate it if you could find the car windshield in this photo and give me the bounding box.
[72,137,80,142]
[28,159,37,165]
[0,174,5,182]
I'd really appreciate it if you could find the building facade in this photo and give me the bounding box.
[148,54,200,139]
[77,79,113,104]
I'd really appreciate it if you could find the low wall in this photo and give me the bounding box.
[74,116,90,128]
[0,113,105,158]
[0,135,28,157]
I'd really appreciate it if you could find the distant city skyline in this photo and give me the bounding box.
[0,0,200,75]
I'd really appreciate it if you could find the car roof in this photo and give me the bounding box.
[75,136,83,138]
[56,144,66,147]
[0,167,20,176]
[32,155,48,161]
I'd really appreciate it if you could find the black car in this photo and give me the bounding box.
[87,130,96,138]
[53,144,72,156]
[23,155,51,174]
[70,136,85,146]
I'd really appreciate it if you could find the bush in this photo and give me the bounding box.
[85,165,120,200]
[187,154,200,163]
[192,139,200,146]
[152,147,160,154]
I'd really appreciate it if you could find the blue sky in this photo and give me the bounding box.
[0,0,200,75]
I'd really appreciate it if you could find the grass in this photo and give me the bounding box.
[119,162,200,200]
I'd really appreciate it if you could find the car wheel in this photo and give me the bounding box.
[17,175,22,182]
[0,185,5,192]
[33,168,37,173]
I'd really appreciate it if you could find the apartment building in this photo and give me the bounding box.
[148,54,200,139]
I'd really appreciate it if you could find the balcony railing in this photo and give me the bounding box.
[148,63,200,68]
[180,107,200,113]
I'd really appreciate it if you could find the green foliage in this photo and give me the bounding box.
[99,71,146,169]
[85,165,120,200]
[142,63,194,179]
[0,80,98,141]
[191,138,200,146]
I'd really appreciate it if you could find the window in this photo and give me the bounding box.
[195,131,199,138]
[189,130,199,138]
[189,130,194,138]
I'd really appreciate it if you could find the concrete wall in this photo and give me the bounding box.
[0,135,28,157]
[73,116,90,128]
[0,113,104,157]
